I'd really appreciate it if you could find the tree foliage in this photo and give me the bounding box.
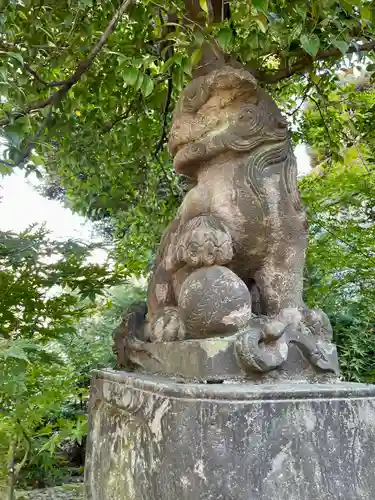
[0,226,124,495]
[0,0,374,269]
[300,76,375,382]
[0,5,375,491]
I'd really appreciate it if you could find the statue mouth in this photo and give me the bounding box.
[169,103,288,159]
[170,113,288,170]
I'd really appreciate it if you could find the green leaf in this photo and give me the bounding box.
[360,6,372,21]
[217,28,233,51]
[141,75,154,97]
[252,0,268,13]
[7,52,24,65]
[135,72,144,91]
[182,57,193,77]
[191,48,202,67]
[254,15,268,33]
[300,34,320,58]
[0,82,8,97]
[295,4,307,19]
[122,67,139,86]
[193,29,205,47]
[199,0,208,14]
[331,39,349,55]
[30,153,45,166]
[3,345,30,363]
[309,72,320,84]
[340,0,355,13]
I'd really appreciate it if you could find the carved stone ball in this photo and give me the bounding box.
[178,265,252,339]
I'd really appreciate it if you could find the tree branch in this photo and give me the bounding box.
[14,419,31,482]
[0,159,16,168]
[154,153,178,198]
[308,94,334,159]
[253,40,375,84]
[103,101,134,133]
[0,106,53,168]
[0,96,53,126]
[63,0,132,88]
[23,63,66,88]
[0,41,65,87]
[7,441,15,500]
[154,76,173,158]
[286,83,312,117]
[18,107,53,166]
[153,72,175,197]
[0,0,132,127]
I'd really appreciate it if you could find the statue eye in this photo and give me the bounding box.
[239,107,255,120]
[189,143,206,156]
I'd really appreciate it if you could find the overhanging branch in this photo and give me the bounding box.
[23,63,66,88]
[154,74,173,158]
[17,107,53,166]
[0,159,17,168]
[0,96,53,126]
[253,40,375,84]
[0,0,132,127]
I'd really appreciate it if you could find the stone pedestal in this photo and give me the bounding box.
[85,370,375,500]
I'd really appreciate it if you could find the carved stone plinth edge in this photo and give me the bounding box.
[127,323,339,383]
[85,370,375,500]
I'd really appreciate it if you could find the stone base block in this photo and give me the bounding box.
[85,370,375,500]
[127,334,337,383]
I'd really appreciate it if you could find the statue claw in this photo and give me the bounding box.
[150,307,186,342]
[300,307,333,341]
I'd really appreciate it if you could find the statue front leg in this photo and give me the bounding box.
[146,263,186,343]
[245,252,338,374]
[254,250,305,317]
[254,253,333,342]
[166,215,233,272]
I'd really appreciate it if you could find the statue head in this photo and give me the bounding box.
[168,66,288,177]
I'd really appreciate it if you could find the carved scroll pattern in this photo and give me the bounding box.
[234,317,339,375]
[282,144,304,214]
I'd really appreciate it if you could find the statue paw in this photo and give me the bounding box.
[300,307,333,341]
[235,316,289,373]
[234,313,339,375]
[150,307,186,342]
[168,216,233,271]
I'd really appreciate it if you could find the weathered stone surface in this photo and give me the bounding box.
[85,370,375,500]
[113,64,339,379]
[15,484,84,500]
[146,65,312,348]
[127,330,338,383]
[178,266,252,338]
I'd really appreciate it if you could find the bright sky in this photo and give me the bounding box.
[0,168,109,264]
[0,145,311,258]
[0,169,93,238]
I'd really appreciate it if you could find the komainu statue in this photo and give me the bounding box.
[115,65,339,379]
